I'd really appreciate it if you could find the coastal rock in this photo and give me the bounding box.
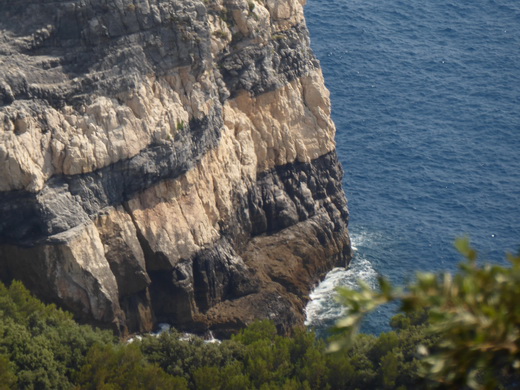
[0,0,351,335]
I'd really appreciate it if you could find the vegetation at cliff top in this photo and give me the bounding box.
[0,240,518,389]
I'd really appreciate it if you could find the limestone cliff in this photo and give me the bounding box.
[0,0,351,337]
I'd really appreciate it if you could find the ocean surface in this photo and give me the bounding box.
[304,0,520,335]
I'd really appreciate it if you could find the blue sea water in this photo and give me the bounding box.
[304,0,520,335]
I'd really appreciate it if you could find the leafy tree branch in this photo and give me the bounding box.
[331,238,520,389]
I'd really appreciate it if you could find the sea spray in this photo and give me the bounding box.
[305,232,379,336]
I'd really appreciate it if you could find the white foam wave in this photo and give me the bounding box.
[349,229,382,253]
[127,323,220,344]
[304,255,378,329]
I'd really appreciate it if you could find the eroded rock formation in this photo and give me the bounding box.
[0,0,351,337]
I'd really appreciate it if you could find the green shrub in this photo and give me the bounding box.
[0,354,17,390]
[332,238,520,389]
[77,343,187,390]
[0,281,115,389]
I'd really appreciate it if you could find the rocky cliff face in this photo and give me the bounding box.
[0,0,351,337]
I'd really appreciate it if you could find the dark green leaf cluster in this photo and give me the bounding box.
[327,313,439,390]
[139,320,329,389]
[136,318,437,390]
[76,343,188,390]
[0,281,115,389]
[0,281,188,390]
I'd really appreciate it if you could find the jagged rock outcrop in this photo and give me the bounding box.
[0,0,351,337]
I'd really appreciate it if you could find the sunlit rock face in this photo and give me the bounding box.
[0,0,351,337]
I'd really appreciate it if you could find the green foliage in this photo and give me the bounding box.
[325,317,438,390]
[77,343,188,390]
[0,280,192,389]
[0,354,17,389]
[0,280,443,389]
[139,329,244,384]
[2,240,517,390]
[0,281,115,389]
[332,238,520,389]
[233,321,333,389]
[139,320,333,390]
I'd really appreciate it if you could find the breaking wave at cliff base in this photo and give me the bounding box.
[305,0,520,335]
[305,232,379,335]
